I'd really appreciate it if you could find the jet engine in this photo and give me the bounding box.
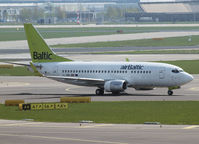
[104,80,127,92]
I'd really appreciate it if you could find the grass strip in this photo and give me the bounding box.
[157,60,199,74]
[1,27,199,41]
[1,101,199,124]
[90,49,199,54]
[53,35,199,48]
[0,67,34,76]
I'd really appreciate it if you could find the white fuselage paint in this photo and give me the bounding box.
[34,61,193,89]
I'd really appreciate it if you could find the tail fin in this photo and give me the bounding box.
[24,23,72,63]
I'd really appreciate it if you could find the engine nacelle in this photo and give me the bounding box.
[104,80,127,92]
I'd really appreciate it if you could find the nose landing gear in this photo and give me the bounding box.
[168,90,173,96]
[168,86,180,96]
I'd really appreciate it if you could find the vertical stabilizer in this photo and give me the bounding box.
[24,23,72,63]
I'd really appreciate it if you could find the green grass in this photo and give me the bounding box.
[90,49,199,54]
[53,35,199,48]
[158,60,199,74]
[1,26,199,41]
[1,101,199,124]
[0,67,34,76]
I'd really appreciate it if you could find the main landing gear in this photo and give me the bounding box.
[95,88,104,96]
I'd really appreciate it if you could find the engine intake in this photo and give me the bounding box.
[104,80,127,92]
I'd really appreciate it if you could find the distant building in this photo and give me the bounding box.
[0,0,138,23]
[125,0,199,22]
[0,3,37,22]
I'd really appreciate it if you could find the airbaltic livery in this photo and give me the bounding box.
[24,24,193,96]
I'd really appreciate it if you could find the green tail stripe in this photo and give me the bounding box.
[24,23,72,63]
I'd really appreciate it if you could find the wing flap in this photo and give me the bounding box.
[47,76,105,86]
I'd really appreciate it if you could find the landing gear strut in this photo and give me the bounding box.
[95,89,104,96]
[167,86,180,96]
[168,90,173,96]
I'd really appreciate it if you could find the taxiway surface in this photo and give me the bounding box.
[0,75,198,104]
[0,119,199,144]
[1,31,199,50]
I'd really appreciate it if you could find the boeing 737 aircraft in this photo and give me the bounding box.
[22,24,193,96]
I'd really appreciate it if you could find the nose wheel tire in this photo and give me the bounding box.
[168,90,173,96]
[96,89,104,96]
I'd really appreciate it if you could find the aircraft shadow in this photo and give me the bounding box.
[2,92,184,98]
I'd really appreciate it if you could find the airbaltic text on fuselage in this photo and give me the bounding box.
[120,64,144,70]
[33,52,52,60]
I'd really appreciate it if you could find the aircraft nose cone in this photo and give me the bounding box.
[186,74,194,83]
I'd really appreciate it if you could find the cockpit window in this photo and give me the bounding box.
[172,69,183,73]
[172,69,179,73]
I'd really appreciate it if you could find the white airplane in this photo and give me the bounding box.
[23,24,193,96]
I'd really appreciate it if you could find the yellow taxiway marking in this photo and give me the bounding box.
[0,133,128,144]
[0,82,30,87]
[189,87,199,91]
[183,126,199,129]
[79,124,113,128]
[0,122,43,127]
[0,123,76,128]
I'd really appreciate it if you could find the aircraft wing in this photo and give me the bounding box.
[46,76,105,87]
[4,62,30,67]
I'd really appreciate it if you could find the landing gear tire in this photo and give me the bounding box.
[112,91,120,95]
[95,89,104,96]
[168,90,173,96]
